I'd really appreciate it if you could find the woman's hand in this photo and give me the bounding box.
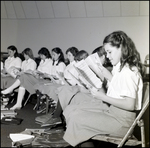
[1,68,7,74]
[41,73,49,78]
[77,86,90,94]
[31,70,37,76]
[98,65,112,81]
[51,75,59,80]
[16,71,23,76]
[89,87,106,98]
[1,72,9,77]
[57,72,64,78]
[25,69,33,73]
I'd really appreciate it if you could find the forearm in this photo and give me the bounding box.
[63,79,70,85]
[99,66,113,81]
[94,92,135,111]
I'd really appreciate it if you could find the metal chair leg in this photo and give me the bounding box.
[138,119,146,147]
[46,95,49,114]
[23,94,31,106]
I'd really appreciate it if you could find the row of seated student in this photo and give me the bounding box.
[1,46,70,109]
[1,45,111,110]
[1,30,146,147]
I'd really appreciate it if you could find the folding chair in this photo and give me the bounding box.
[23,93,32,107]
[92,82,149,147]
[33,90,56,114]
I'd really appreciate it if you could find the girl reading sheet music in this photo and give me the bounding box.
[33,47,79,104]
[1,45,22,89]
[1,48,37,91]
[1,47,53,110]
[62,31,144,147]
[35,50,89,125]
[38,47,108,127]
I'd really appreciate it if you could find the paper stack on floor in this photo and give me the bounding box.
[1,110,17,119]
[10,133,35,146]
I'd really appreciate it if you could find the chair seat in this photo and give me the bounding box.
[92,134,142,146]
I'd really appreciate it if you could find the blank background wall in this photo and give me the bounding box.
[1,16,148,62]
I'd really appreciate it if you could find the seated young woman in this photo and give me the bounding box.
[62,31,144,147]
[38,47,110,126]
[1,47,53,110]
[56,46,110,112]
[33,47,79,104]
[1,45,22,90]
[1,48,37,94]
[35,50,89,124]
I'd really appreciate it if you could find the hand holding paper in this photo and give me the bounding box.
[89,87,106,98]
[98,65,112,81]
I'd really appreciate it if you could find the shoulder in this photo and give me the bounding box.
[49,58,53,63]
[29,58,36,63]
[46,58,53,63]
[122,64,138,74]
[58,61,66,66]
[15,57,22,62]
[121,64,142,80]
[22,60,26,64]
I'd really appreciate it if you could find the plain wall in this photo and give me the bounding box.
[1,16,149,62]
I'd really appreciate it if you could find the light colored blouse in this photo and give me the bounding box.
[51,60,66,79]
[21,58,37,72]
[107,62,143,110]
[4,56,22,71]
[1,61,3,70]
[37,58,53,75]
[64,61,80,86]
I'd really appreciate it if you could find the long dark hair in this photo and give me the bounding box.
[52,47,65,65]
[38,47,51,59]
[92,46,106,57]
[66,47,79,57]
[7,45,19,58]
[103,31,144,76]
[74,50,89,61]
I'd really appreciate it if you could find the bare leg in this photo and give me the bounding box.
[1,79,20,94]
[10,86,25,110]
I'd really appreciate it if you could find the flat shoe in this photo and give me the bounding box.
[10,106,21,110]
[35,113,53,123]
[1,91,14,98]
[41,117,62,127]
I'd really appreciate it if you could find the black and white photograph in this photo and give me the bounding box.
[1,1,149,147]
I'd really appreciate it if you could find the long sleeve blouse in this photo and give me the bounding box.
[51,61,66,78]
[64,61,80,86]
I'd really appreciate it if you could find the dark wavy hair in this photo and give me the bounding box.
[22,48,34,60]
[52,47,65,65]
[92,46,106,57]
[103,31,144,76]
[38,47,51,59]
[66,47,79,57]
[74,50,89,61]
[7,45,19,58]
